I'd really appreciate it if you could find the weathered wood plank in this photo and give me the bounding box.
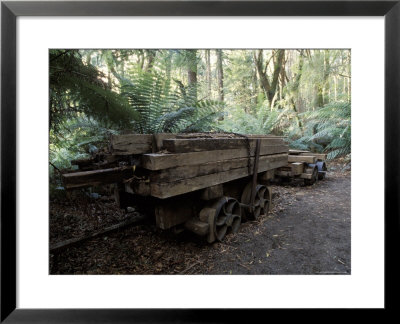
[150,153,287,199]
[111,134,153,145]
[62,167,133,189]
[175,133,285,139]
[124,181,151,196]
[232,134,285,138]
[153,133,177,151]
[70,154,121,171]
[276,170,291,177]
[111,134,153,155]
[149,153,287,183]
[200,184,223,200]
[155,200,194,229]
[50,215,145,253]
[299,152,327,160]
[71,157,94,166]
[184,219,209,236]
[163,137,284,153]
[141,144,288,170]
[259,169,275,182]
[290,162,304,175]
[288,149,310,155]
[300,173,313,180]
[112,143,152,155]
[288,155,317,164]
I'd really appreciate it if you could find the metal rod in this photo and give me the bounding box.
[250,139,261,210]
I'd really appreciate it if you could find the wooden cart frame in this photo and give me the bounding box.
[63,134,289,243]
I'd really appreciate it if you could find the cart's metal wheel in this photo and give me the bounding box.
[199,196,242,243]
[224,199,242,234]
[256,185,272,216]
[241,182,269,220]
[316,161,327,180]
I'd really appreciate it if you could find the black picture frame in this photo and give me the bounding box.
[1,0,398,322]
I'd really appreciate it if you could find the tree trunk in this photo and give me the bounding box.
[315,85,324,108]
[186,49,198,101]
[290,52,304,129]
[144,50,156,72]
[252,68,259,106]
[323,49,330,105]
[254,49,285,109]
[205,49,212,98]
[85,51,92,65]
[138,50,145,70]
[334,75,337,101]
[164,51,172,96]
[254,49,270,100]
[270,50,285,103]
[107,71,112,89]
[216,49,224,102]
[347,77,351,101]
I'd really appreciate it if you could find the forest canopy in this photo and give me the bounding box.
[49,49,351,172]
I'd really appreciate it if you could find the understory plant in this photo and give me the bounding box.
[287,101,351,159]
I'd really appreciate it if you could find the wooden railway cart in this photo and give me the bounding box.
[275,149,328,185]
[62,133,289,243]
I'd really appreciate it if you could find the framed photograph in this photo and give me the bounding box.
[1,0,398,321]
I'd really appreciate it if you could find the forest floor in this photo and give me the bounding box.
[49,159,351,275]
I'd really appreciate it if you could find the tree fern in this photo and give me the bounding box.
[119,69,223,134]
[218,98,286,135]
[50,49,139,133]
[287,102,351,159]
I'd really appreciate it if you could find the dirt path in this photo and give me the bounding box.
[50,170,351,275]
[197,174,351,274]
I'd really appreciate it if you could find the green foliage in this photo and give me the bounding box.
[119,70,223,134]
[224,51,258,110]
[49,49,139,134]
[219,99,287,135]
[49,49,224,179]
[49,116,120,173]
[49,48,352,176]
[287,102,351,159]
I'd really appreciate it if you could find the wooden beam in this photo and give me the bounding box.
[155,200,194,229]
[288,155,317,164]
[300,173,313,180]
[175,133,285,139]
[288,149,310,155]
[141,144,288,170]
[184,219,209,236]
[290,162,304,175]
[111,134,153,144]
[150,154,288,199]
[124,181,151,196]
[153,133,176,151]
[111,134,153,155]
[163,137,284,153]
[62,166,133,189]
[275,170,291,177]
[71,157,94,166]
[200,184,223,200]
[50,214,145,253]
[149,153,288,183]
[299,152,327,161]
[259,169,275,181]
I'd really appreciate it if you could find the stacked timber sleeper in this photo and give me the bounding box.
[275,149,328,185]
[62,133,289,243]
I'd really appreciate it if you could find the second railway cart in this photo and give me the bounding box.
[62,133,289,243]
[274,149,328,185]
